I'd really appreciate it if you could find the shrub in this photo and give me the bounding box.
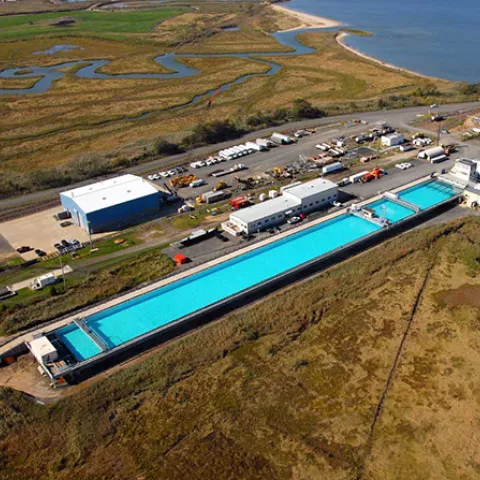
[183,120,244,146]
[153,138,184,156]
[291,98,326,119]
[411,84,441,97]
[458,83,479,96]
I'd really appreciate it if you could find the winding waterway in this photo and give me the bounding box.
[0,28,317,99]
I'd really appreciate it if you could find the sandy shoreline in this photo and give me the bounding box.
[271,3,342,31]
[335,31,440,80]
[272,4,440,80]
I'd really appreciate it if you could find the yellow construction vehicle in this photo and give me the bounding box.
[213,181,227,192]
[170,175,198,188]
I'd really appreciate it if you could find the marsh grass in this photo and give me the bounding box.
[1,217,480,479]
[0,247,174,334]
[0,6,464,200]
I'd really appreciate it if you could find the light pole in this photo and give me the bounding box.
[88,221,93,250]
[59,253,66,292]
[193,190,197,217]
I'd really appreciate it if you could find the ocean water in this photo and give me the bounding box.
[287,0,480,82]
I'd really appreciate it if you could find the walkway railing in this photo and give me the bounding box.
[383,191,420,213]
[73,318,109,353]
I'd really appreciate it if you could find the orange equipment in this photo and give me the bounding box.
[174,254,188,265]
[361,173,375,183]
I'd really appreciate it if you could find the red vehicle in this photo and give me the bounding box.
[299,213,306,220]
[230,196,250,210]
[361,173,375,183]
[361,168,384,183]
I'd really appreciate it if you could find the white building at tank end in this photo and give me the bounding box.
[222,177,338,236]
[447,158,480,208]
[449,158,480,184]
[27,336,58,365]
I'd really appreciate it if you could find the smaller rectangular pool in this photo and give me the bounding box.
[398,180,460,210]
[367,198,415,223]
[56,324,102,362]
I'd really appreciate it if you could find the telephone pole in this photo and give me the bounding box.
[59,254,66,291]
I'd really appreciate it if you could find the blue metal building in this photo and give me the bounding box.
[60,174,165,233]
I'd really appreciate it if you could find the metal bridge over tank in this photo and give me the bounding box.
[348,204,390,228]
[74,318,109,352]
[382,191,420,213]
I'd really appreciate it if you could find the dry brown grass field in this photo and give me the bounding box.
[1,217,479,479]
[0,0,95,15]
[0,14,454,179]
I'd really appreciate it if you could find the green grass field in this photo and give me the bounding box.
[0,8,188,40]
[0,245,174,334]
[1,216,480,479]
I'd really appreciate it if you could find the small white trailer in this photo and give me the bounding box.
[322,162,343,175]
[246,141,266,152]
[348,171,370,183]
[31,273,56,291]
[256,138,275,149]
[270,132,295,145]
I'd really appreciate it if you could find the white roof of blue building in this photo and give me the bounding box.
[61,174,159,214]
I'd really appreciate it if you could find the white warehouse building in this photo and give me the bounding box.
[223,178,338,235]
[381,133,404,147]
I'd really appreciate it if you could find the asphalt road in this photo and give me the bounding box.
[1,101,479,210]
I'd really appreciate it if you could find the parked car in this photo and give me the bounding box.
[60,221,72,227]
[61,239,70,248]
[34,249,47,257]
[16,246,32,253]
[395,162,413,170]
[287,216,301,224]
[294,130,310,138]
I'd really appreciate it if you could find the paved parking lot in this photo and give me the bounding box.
[0,233,16,261]
[149,120,479,204]
[150,122,362,199]
[1,207,108,259]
